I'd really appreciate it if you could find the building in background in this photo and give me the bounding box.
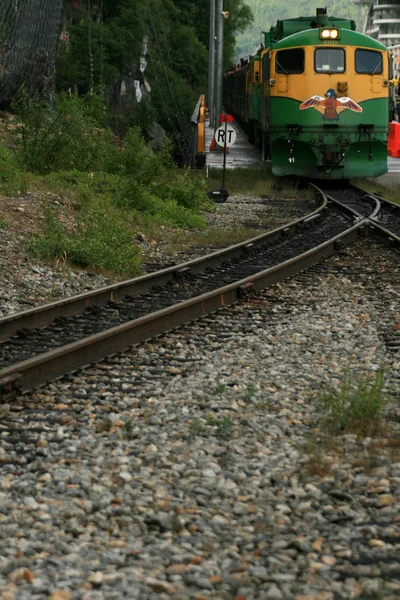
[353,0,400,77]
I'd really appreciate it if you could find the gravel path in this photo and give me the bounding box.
[1,238,399,600]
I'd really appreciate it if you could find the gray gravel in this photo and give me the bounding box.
[1,238,400,599]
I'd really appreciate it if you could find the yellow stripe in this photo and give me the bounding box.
[261,45,390,103]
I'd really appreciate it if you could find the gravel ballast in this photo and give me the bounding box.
[1,236,400,599]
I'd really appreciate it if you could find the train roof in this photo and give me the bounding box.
[272,27,388,52]
[268,13,355,47]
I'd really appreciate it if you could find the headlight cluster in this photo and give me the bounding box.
[320,29,339,40]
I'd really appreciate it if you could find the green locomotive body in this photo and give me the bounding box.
[223,9,390,179]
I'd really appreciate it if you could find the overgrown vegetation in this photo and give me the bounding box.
[316,370,388,437]
[57,0,252,135]
[1,93,208,275]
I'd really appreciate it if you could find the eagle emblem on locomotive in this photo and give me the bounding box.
[300,89,362,121]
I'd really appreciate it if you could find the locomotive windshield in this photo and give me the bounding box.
[355,49,383,74]
[276,49,304,74]
[315,48,345,74]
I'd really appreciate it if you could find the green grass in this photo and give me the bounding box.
[206,167,315,200]
[316,370,388,437]
[0,217,9,229]
[26,202,142,276]
[189,417,206,436]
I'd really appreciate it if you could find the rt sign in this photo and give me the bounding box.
[215,125,237,148]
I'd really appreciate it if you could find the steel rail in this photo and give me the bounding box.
[367,222,400,244]
[0,216,366,398]
[350,183,400,220]
[323,193,378,222]
[349,184,400,241]
[0,195,327,342]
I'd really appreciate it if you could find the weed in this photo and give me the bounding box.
[124,419,133,440]
[316,370,388,437]
[216,384,227,394]
[0,217,9,229]
[206,167,274,197]
[2,92,212,276]
[206,413,215,426]
[189,417,206,435]
[215,415,233,438]
[244,386,257,401]
[168,227,262,254]
[206,167,314,201]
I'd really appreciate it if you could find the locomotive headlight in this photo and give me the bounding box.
[320,28,339,40]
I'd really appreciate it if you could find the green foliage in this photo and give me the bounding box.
[0,139,16,181]
[189,417,206,436]
[215,415,234,438]
[244,386,257,401]
[5,74,210,275]
[236,0,367,58]
[316,370,388,437]
[0,137,27,195]
[124,419,133,440]
[27,202,141,276]
[11,90,113,174]
[0,217,9,230]
[57,0,253,135]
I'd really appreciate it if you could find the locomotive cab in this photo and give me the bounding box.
[267,27,389,178]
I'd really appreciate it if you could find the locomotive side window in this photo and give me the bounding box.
[315,48,345,73]
[263,54,270,80]
[276,49,304,74]
[355,49,383,74]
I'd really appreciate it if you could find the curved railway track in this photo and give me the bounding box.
[0,184,399,400]
[325,184,400,240]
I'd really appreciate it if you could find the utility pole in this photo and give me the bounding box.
[214,0,224,129]
[208,0,216,125]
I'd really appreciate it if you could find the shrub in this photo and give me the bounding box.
[11,90,115,174]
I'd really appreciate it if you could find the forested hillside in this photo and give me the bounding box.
[235,0,367,59]
[56,0,252,136]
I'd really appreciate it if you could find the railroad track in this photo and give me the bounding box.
[0,184,399,401]
[325,184,400,240]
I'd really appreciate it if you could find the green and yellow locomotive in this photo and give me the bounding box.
[223,8,390,179]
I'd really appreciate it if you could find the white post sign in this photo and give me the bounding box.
[215,125,236,147]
